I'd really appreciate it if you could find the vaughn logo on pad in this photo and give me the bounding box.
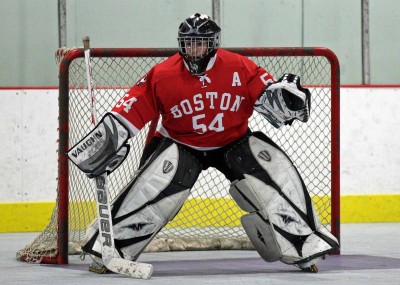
[70,131,103,158]
[258,150,271,161]
[163,160,174,173]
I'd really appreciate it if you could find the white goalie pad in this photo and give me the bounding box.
[227,133,339,265]
[83,139,202,261]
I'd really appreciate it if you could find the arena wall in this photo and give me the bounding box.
[0,86,399,232]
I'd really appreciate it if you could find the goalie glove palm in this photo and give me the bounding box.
[67,113,130,178]
[254,73,311,128]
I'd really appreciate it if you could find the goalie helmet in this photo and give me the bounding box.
[178,13,221,75]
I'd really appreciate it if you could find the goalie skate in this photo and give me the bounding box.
[299,262,319,273]
[88,261,109,274]
[84,252,110,274]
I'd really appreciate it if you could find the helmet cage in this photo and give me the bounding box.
[178,35,220,62]
[177,13,221,75]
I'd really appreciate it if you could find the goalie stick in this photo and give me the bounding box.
[82,37,154,279]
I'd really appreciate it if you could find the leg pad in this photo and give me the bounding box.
[241,213,282,262]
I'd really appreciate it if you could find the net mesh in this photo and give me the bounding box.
[17,48,336,263]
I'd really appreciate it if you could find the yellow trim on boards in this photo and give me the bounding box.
[1,194,399,233]
[2,202,55,232]
[340,194,400,223]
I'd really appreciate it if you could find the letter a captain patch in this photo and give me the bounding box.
[232,72,242,86]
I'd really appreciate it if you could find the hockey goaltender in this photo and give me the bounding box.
[68,13,339,277]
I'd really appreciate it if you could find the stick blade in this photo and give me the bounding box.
[106,258,154,279]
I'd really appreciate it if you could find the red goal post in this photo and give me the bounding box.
[17,47,340,265]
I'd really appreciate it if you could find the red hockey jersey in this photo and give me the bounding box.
[111,49,274,150]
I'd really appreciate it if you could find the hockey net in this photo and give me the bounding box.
[17,47,340,264]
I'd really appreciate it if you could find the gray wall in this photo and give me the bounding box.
[0,0,399,86]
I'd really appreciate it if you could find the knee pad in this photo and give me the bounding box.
[83,139,202,261]
[227,133,339,264]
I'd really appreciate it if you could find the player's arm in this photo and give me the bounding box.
[254,73,311,128]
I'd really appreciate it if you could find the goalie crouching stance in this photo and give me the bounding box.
[67,13,339,275]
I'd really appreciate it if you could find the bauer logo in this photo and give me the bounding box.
[96,177,112,247]
[258,150,271,161]
[163,160,174,174]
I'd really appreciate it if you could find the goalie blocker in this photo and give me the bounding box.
[67,113,130,178]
